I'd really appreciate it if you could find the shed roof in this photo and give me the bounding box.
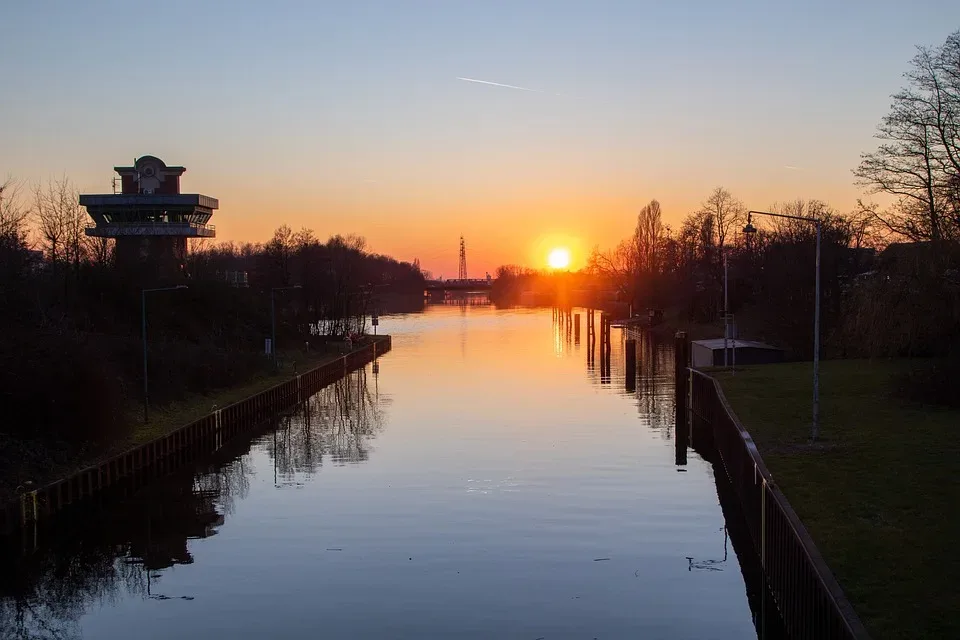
[692,338,783,351]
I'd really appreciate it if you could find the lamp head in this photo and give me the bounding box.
[742,213,757,235]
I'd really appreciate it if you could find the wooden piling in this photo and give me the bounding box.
[674,331,690,466]
[674,331,690,422]
[625,338,637,391]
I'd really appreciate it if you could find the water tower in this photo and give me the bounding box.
[80,155,218,277]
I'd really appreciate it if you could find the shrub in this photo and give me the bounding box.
[892,351,960,408]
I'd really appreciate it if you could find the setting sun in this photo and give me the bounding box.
[547,247,571,270]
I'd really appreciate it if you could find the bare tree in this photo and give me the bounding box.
[34,175,86,269]
[292,226,316,250]
[85,235,114,267]
[634,199,665,276]
[588,199,666,305]
[700,186,745,251]
[849,204,885,250]
[264,224,296,283]
[588,238,638,296]
[855,30,960,241]
[0,176,31,241]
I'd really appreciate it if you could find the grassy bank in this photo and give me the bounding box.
[0,343,361,504]
[713,360,960,640]
[128,348,343,445]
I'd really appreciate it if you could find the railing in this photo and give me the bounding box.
[85,221,216,231]
[688,368,870,640]
[1,336,390,537]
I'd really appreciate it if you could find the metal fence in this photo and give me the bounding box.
[1,336,390,536]
[688,367,870,640]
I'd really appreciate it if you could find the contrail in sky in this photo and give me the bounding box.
[456,77,540,92]
[784,165,805,171]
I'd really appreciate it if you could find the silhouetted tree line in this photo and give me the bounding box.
[187,224,424,335]
[0,181,420,476]
[580,192,869,357]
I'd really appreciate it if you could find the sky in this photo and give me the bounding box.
[3,1,960,277]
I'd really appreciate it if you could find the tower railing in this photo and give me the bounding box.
[85,222,216,237]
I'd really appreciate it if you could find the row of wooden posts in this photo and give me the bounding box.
[1,337,392,538]
[554,308,645,389]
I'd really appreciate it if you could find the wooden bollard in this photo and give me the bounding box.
[574,313,581,343]
[625,338,637,391]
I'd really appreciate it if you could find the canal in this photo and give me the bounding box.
[1,305,781,639]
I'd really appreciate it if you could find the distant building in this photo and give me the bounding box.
[218,270,249,287]
[80,155,218,277]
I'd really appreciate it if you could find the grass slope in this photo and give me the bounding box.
[715,360,960,640]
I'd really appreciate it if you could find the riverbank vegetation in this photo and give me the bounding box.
[0,184,422,498]
[716,360,960,639]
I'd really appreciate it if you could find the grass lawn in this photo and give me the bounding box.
[713,360,960,640]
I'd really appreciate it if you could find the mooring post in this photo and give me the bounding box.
[674,331,690,465]
[674,331,689,420]
[599,314,609,383]
[587,328,595,370]
[625,337,637,391]
[574,313,580,343]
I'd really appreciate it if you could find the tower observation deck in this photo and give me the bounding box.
[80,155,218,276]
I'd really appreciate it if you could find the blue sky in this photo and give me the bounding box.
[2,1,959,274]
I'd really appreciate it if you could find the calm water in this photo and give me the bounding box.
[2,305,769,639]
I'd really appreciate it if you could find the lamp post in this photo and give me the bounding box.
[271,285,302,369]
[142,285,188,423]
[743,210,822,441]
[723,248,729,367]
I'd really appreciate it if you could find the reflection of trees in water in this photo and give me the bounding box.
[196,455,251,518]
[579,325,678,440]
[271,368,385,480]
[633,335,677,439]
[0,542,113,640]
[0,510,160,640]
[0,444,259,638]
[0,368,387,636]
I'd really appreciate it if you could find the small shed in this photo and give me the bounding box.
[691,338,785,368]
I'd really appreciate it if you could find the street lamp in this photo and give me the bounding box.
[742,210,822,441]
[271,285,302,369]
[142,285,188,423]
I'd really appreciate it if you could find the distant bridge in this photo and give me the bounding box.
[425,278,492,292]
